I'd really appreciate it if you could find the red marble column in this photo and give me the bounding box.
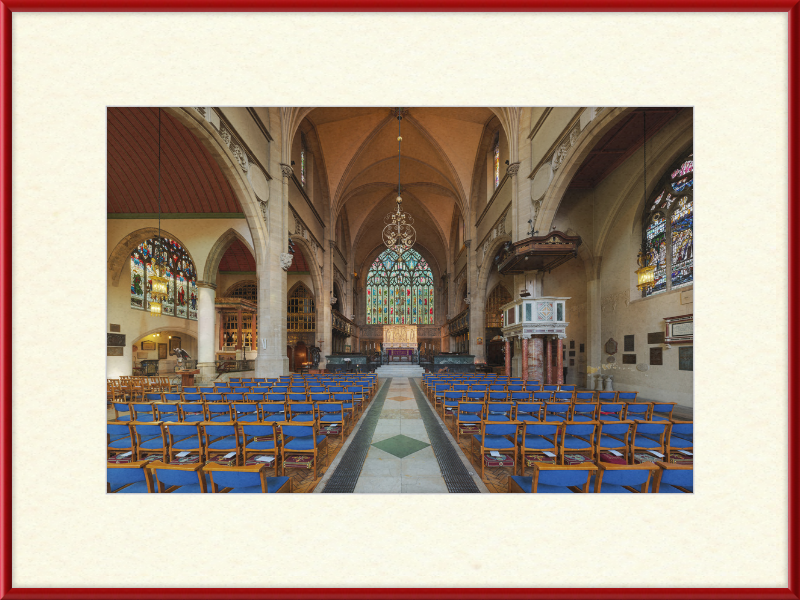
[532,337,544,384]
[546,336,553,384]
[556,338,564,384]
[504,338,511,377]
[521,336,529,383]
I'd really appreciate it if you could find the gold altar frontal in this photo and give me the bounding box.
[383,325,417,348]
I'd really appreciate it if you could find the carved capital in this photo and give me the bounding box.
[464,239,471,249]
[196,281,217,290]
[280,163,294,178]
[506,162,521,177]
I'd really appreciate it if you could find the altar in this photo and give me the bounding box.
[383,325,417,362]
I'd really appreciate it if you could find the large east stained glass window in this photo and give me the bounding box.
[642,151,693,297]
[366,247,434,325]
[130,236,197,320]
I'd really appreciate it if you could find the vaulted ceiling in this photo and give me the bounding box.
[218,239,256,273]
[107,107,241,214]
[304,107,495,270]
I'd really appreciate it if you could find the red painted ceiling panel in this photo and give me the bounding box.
[218,239,257,272]
[107,107,241,214]
[288,245,309,272]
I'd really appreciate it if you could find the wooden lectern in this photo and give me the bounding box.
[176,370,200,388]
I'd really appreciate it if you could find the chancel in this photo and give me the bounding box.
[107,106,693,495]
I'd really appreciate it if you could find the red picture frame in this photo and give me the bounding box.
[3,2,798,599]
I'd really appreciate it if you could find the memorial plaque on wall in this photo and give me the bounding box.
[624,335,634,352]
[650,347,663,365]
[107,347,123,356]
[648,331,665,344]
[622,354,636,364]
[679,346,693,371]
[107,333,126,347]
[109,324,121,333]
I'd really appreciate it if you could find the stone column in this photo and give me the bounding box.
[531,336,544,383]
[586,277,602,391]
[545,336,553,384]
[466,240,484,363]
[196,281,217,384]
[504,337,511,377]
[556,338,564,385]
[521,335,529,383]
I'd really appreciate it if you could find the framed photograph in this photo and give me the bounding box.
[140,340,155,351]
[158,343,167,359]
[169,337,182,353]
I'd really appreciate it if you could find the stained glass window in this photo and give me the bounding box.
[300,133,307,188]
[486,285,511,327]
[366,247,434,325]
[130,236,197,320]
[288,284,315,331]
[642,151,693,297]
[493,133,500,189]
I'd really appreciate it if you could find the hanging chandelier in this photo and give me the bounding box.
[382,108,416,255]
[149,108,169,316]
[635,110,655,291]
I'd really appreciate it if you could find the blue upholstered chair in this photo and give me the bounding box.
[455,401,484,440]
[509,462,598,493]
[595,420,633,463]
[154,400,181,422]
[107,423,134,460]
[241,423,281,475]
[259,402,286,423]
[519,422,558,476]
[597,392,617,402]
[650,402,677,422]
[594,461,657,493]
[129,402,156,422]
[179,401,206,423]
[623,402,651,421]
[149,461,208,493]
[318,402,347,439]
[110,402,132,422]
[206,402,234,422]
[570,402,598,422]
[542,385,558,392]
[472,421,521,480]
[205,464,290,493]
[280,423,327,480]
[245,392,265,404]
[543,402,570,422]
[630,421,668,463]
[514,402,543,423]
[554,391,574,403]
[201,422,241,466]
[441,391,462,421]
[575,391,595,402]
[559,385,576,392]
[653,461,693,493]
[107,461,154,493]
[597,402,625,421]
[182,387,199,394]
[667,421,693,460]
[485,401,513,421]
[617,391,638,403]
[288,402,316,423]
[559,421,598,464]
[130,422,168,462]
[166,422,203,463]
[533,391,552,403]
[233,401,260,422]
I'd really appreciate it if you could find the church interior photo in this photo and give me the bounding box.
[106,106,694,494]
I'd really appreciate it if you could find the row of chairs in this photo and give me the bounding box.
[507,460,693,493]
[108,461,292,493]
[107,376,177,403]
[111,398,363,429]
[440,398,676,425]
[469,418,692,478]
[183,385,374,397]
[108,420,332,479]
[429,383,637,404]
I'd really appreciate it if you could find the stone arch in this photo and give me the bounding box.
[164,108,269,267]
[108,227,196,287]
[289,235,324,301]
[476,232,513,299]
[133,327,197,349]
[202,228,257,286]
[536,107,635,235]
[224,278,258,300]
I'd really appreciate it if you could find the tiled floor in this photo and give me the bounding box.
[352,377,449,493]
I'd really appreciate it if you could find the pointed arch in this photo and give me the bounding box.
[203,228,256,286]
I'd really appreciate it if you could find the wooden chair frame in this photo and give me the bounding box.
[594,461,657,493]
[204,463,291,493]
[147,461,207,493]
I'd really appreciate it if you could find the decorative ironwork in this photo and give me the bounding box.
[382,107,416,255]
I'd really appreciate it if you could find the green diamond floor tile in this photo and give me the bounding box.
[371,434,430,459]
